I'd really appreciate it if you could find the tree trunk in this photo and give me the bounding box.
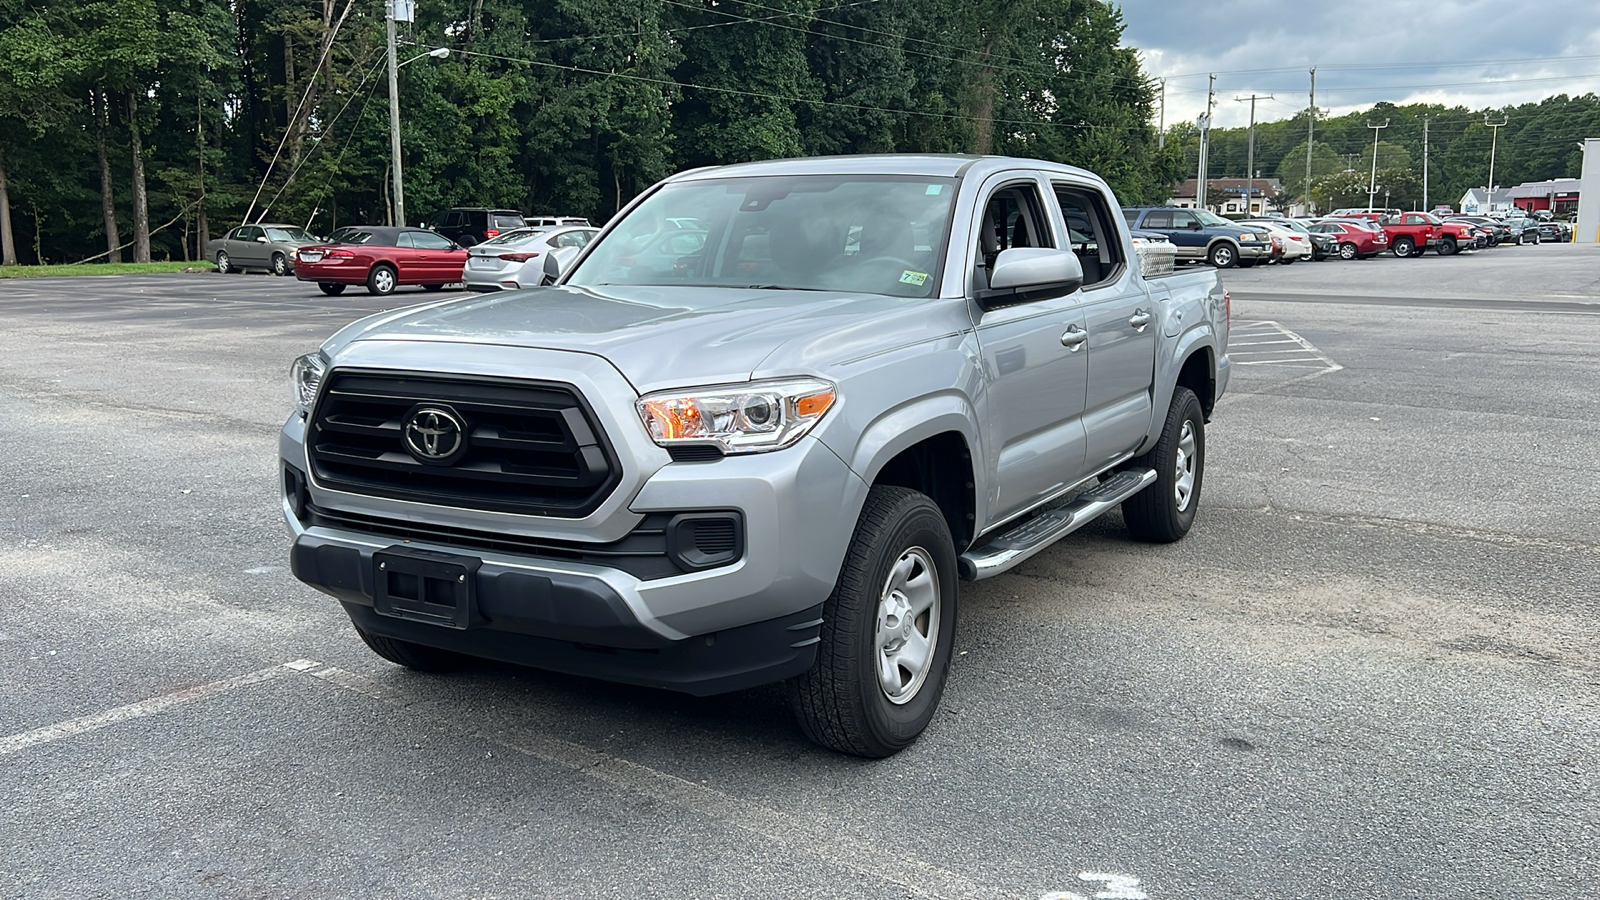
[96,89,122,264]
[0,150,17,267]
[128,91,151,263]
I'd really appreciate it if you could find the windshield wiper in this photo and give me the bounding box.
[744,284,827,291]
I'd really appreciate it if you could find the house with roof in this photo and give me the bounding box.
[1168,177,1283,217]
[1459,188,1515,215]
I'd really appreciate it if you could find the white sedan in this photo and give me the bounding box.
[463,226,599,291]
[1242,219,1311,264]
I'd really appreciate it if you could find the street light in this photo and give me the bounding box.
[402,47,451,67]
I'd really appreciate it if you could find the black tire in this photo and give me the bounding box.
[366,263,398,296]
[215,251,233,274]
[353,623,467,673]
[1439,237,1457,256]
[1207,242,1237,268]
[270,252,289,276]
[788,485,958,758]
[1392,237,1415,258]
[1338,242,1358,260]
[1280,256,1296,265]
[317,282,346,296]
[1237,260,1255,269]
[422,283,446,292]
[1122,387,1205,544]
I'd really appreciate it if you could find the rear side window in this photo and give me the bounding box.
[1122,209,1141,227]
[410,231,454,250]
[443,211,464,227]
[492,214,524,230]
[1142,210,1173,229]
[1052,184,1124,289]
[396,233,415,248]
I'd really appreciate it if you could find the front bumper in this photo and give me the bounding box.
[280,346,867,693]
[1237,242,1271,260]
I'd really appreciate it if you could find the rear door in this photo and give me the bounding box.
[1050,181,1157,468]
[969,172,1090,526]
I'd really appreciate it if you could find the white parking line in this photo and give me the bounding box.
[0,660,317,756]
[1230,320,1343,382]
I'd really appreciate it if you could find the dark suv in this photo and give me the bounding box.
[1123,206,1273,268]
[426,208,526,247]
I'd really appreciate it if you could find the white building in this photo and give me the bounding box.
[1458,188,1514,215]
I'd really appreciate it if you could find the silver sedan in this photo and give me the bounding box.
[206,224,321,276]
[463,226,598,291]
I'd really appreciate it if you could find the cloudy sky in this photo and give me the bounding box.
[1115,0,1600,129]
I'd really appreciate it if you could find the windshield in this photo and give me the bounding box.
[567,175,958,298]
[1194,210,1232,227]
[265,227,314,242]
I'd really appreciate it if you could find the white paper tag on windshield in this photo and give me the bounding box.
[899,270,929,286]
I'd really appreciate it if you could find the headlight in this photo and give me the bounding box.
[637,377,836,454]
[1239,233,1258,242]
[290,351,328,413]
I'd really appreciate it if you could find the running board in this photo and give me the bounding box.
[958,468,1157,581]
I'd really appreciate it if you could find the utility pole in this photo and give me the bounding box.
[1485,112,1509,213]
[1366,118,1390,210]
[1195,74,1215,212]
[1422,115,1430,211]
[1157,79,1166,150]
[1305,68,1315,214]
[1236,93,1273,216]
[385,0,405,226]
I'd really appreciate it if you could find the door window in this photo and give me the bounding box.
[443,211,463,228]
[237,226,261,241]
[975,182,1053,290]
[1169,210,1198,229]
[1052,185,1124,289]
[409,231,454,250]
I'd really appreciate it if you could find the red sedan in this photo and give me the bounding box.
[294,226,467,296]
[1309,221,1388,260]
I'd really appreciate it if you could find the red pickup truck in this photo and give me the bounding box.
[1348,212,1475,257]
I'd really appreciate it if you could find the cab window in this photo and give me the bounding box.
[410,232,454,250]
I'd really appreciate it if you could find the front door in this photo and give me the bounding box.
[969,174,1090,527]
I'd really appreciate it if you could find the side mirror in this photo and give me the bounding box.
[256,236,270,243]
[542,245,581,285]
[981,248,1083,308]
[1188,221,1203,230]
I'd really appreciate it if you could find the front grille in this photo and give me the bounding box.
[305,504,685,580]
[307,370,619,517]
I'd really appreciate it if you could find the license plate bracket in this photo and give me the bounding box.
[373,546,483,629]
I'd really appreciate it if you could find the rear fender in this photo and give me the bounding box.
[1138,324,1216,455]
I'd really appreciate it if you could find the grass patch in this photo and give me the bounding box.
[0,261,217,279]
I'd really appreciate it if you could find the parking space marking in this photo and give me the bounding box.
[1229,321,1342,379]
[300,664,1011,900]
[0,659,317,757]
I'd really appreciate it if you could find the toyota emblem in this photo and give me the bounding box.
[403,406,467,463]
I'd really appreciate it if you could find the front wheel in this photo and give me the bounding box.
[367,263,398,296]
[1439,237,1458,256]
[270,252,289,276]
[1207,242,1237,268]
[1122,387,1205,544]
[317,282,346,296]
[789,486,958,758]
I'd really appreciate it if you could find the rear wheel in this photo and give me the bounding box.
[353,623,467,673]
[366,263,397,296]
[789,485,957,758]
[1122,387,1205,544]
[1392,237,1415,257]
[317,282,346,296]
[1207,242,1237,268]
[1339,242,1358,260]
[215,251,234,274]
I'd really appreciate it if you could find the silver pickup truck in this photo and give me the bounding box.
[281,155,1230,757]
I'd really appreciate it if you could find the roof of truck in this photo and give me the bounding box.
[666,154,1103,184]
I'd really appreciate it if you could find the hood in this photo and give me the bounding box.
[325,284,965,393]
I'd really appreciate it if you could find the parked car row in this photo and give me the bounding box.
[287,223,600,296]
[1118,205,1567,271]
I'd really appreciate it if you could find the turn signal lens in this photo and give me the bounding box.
[637,378,838,455]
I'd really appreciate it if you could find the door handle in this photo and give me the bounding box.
[1060,325,1088,351]
[1129,309,1152,331]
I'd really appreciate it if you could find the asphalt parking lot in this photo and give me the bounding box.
[3,247,1598,899]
